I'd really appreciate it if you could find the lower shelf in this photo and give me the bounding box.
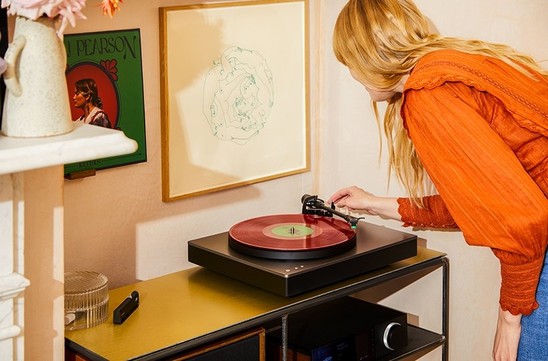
[378,325,445,361]
[265,325,444,361]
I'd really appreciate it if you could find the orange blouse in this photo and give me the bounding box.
[398,50,548,315]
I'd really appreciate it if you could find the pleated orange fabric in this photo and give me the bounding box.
[398,49,548,315]
[397,196,458,229]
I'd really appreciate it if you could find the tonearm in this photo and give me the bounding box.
[301,194,364,229]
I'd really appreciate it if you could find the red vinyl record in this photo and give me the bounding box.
[228,214,356,260]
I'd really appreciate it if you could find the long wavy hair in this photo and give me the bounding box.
[333,0,547,205]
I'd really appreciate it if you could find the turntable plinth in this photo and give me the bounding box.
[188,221,417,297]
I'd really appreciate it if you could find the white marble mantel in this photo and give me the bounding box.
[0,122,138,175]
[0,123,137,360]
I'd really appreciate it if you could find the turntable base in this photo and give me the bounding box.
[188,222,417,297]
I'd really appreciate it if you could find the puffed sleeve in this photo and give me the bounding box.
[397,195,458,229]
[90,111,112,128]
[402,82,548,315]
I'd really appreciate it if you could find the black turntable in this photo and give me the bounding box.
[188,195,417,296]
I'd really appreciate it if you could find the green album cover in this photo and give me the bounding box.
[63,28,147,176]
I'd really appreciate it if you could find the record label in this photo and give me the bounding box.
[264,223,321,240]
[228,214,357,260]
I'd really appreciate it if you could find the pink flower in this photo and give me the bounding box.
[100,0,122,17]
[1,0,123,36]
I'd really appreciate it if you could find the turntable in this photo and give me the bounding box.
[188,195,417,296]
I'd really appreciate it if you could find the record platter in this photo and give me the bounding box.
[188,195,418,296]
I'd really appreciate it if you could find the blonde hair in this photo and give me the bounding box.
[333,0,547,205]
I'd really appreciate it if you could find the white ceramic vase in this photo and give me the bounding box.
[1,16,73,137]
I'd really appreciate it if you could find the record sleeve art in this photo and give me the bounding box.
[228,214,357,260]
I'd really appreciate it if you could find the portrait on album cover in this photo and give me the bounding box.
[63,28,147,176]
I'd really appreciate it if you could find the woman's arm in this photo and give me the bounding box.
[326,186,401,220]
[493,307,522,361]
[327,188,458,228]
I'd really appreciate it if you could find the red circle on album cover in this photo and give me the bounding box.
[66,62,120,128]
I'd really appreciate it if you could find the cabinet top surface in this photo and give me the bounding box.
[65,247,446,361]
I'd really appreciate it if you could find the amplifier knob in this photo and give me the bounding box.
[382,322,405,350]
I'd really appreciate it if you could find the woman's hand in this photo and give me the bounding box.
[492,306,522,361]
[326,186,401,220]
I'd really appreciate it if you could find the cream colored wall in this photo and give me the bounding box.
[319,1,548,360]
[63,0,319,288]
[62,0,547,360]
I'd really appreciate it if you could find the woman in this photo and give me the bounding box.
[73,78,112,128]
[326,1,547,360]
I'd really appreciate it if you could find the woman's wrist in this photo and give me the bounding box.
[499,307,522,325]
[369,196,401,220]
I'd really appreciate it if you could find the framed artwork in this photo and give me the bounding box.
[63,28,147,178]
[159,0,309,201]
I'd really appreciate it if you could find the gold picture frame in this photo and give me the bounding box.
[159,0,309,201]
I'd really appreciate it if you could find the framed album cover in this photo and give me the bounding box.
[63,28,147,177]
[159,0,309,201]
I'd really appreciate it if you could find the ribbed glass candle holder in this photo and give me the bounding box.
[65,271,109,330]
